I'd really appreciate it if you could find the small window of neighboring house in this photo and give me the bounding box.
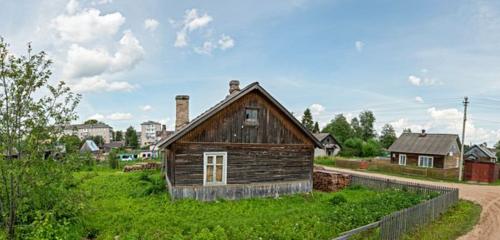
[244,108,259,125]
[203,152,227,186]
[399,154,407,166]
[418,156,434,168]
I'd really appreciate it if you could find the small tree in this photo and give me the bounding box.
[313,122,320,133]
[0,38,80,239]
[114,130,123,141]
[60,135,82,154]
[402,128,412,134]
[108,149,119,169]
[125,126,139,149]
[359,111,376,140]
[301,108,314,132]
[84,119,99,125]
[379,124,397,149]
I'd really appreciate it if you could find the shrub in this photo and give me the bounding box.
[108,149,119,169]
[330,195,347,205]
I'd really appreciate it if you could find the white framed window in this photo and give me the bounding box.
[418,155,434,168]
[203,152,227,186]
[399,154,407,166]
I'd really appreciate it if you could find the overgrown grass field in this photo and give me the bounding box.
[70,169,434,239]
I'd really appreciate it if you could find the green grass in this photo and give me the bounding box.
[403,200,482,240]
[314,156,336,166]
[71,168,432,240]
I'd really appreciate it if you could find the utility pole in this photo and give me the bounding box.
[458,96,469,181]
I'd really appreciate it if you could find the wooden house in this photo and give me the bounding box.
[388,130,461,169]
[313,133,342,157]
[465,144,497,163]
[158,80,322,201]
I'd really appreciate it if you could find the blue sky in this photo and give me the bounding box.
[2,0,500,145]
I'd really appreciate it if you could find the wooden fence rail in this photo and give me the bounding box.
[334,173,459,240]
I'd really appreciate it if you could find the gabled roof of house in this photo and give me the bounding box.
[158,82,323,148]
[81,140,99,152]
[466,145,497,159]
[313,133,342,148]
[388,133,461,156]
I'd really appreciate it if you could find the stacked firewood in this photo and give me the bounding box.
[313,170,351,192]
[123,162,161,172]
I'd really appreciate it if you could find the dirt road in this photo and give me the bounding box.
[322,166,500,240]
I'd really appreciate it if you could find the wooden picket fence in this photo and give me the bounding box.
[334,174,459,240]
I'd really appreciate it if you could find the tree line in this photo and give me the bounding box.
[301,108,397,157]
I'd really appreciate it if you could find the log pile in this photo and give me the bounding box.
[123,162,161,172]
[313,170,351,192]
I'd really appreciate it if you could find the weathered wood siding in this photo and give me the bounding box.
[178,91,314,145]
[390,152,452,169]
[171,143,313,186]
[170,180,311,201]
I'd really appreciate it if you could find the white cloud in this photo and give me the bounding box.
[355,41,364,52]
[71,76,136,93]
[194,41,216,55]
[408,75,422,86]
[63,30,144,79]
[309,103,325,116]
[66,0,80,15]
[174,9,213,47]
[91,0,113,5]
[107,112,133,121]
[52,8,125,43]
[144,18,159,31]
[88,113,105,121]
[141,105,153,112]
[218,34,234,50]
[415,96,424,103]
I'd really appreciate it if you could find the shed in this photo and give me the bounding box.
[313,133,342,157]
[158,80,322,201]
[80,140,100,154]
[465,144,497,163]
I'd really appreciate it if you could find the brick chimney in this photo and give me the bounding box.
[420,129,427,137]
[229,80,240,95]
[175,95,189,131]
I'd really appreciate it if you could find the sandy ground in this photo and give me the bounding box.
[322,166,500,240]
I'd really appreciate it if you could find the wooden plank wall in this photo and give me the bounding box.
[179,91,313,145]
[172,143,313,186]
[170,179,312,201]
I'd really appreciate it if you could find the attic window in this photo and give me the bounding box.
[244,108,258,125]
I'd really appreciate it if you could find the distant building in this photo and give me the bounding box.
[80,140,100,154]
[465,144,497,163]
[63,123,113,144]
[313,133,342,157]
[388,130,461,169]
[103,141,125,153]
[140,121,162,147]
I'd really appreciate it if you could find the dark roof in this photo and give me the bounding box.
[158,82,322,148]
[388,133,460,155]
[466,145,497,159]
[141,121,161,125]
[103,141,125,149]
[313,133,342,148]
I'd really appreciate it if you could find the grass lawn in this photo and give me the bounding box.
[71,168,433,240]
[404,200,482,240]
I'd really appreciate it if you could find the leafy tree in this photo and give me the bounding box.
[403,128,412,134]
[313,122,320,133]
[359,111,376,140]
[301,108,314,132]
[84,119,99,125]
[362,139,382,157]
[322,114,352,144]
[350,117,362,139]
[125,126,139,149]
[59,135,82,154]
[108,149,119,169]
[0,38,81,239]
[340,138,364,157]
[114,130,123,141]
[379,124,397,149]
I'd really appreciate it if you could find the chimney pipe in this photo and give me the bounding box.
[229,80,240,95]
[175,95,189,131]
[420,129,427,137]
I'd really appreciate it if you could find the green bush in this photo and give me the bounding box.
[108,149,119,169]
[329,195,347,205]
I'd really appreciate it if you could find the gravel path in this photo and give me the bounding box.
[322,166,500,240]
